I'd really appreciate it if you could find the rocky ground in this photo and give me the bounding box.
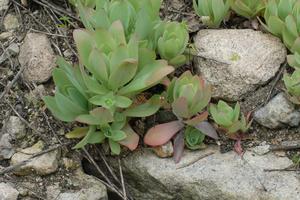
[0,0,299,200]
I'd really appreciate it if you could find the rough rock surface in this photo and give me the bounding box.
[0,0,9,11]
[18,33,56,83]
[3,14,19,31]
[10,141,60,175]
[46,169,108,200]
[194,29,286,101]
[112,146,300,200]
[0,182,19,200]
[254,93,300,129]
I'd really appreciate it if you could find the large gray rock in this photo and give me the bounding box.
[254,92,300,129]
[46,169,108,200]
[194,29,286,101]
[19,33,56,83]
[0,182,19,200]
[10,141,60,175]
[112,146,300,200]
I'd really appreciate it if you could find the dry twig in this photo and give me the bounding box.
[176,151,214,169]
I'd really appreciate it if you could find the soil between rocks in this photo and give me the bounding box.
[0,0,299,199]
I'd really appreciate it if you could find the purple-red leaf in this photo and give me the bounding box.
[194,121,219,139]
[144,120,184,146]
[119,124,139,151]
[173,130,185,163]
[234,139,244,156]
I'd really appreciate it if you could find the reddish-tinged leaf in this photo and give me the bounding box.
[184,112,208,126]
[144,120,184,146]
[90,107,114,123]
[172,97,189,118]
[119,124,139,151]
[173,130,185,163]
[194,121,219,139]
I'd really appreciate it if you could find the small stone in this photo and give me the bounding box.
[0,32,13,41]
[0,182,19,200]
[254,92,300,129]
[7,43,19,55]
[2,116,26,139]
[46,169,107,200]
[252,144,270,155]
[0,134,14,160]
[0,0,9,11]
[194,29,286,101]
[4,14,19,31]
[10,141,61,175]
[153,141,173,158]
[17,186,28,196]
[18,33,56,83]
[63,157,81,170]
[63,49,73,58]
[0,43,20,64]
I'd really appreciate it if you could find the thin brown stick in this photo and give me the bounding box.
[264,62,287,105]
[0,65,25,101]
[118,158,127,200]
[270,144,300,151]
[82,147,127,199]
[176,151,214,169]
[0,142,70,175]
[264,168,300,172]
[29,28,68,38]
[95,147,120,183]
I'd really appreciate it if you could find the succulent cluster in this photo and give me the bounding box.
[193,0,230,28]
[209,101,252,137]
[261,0,300,104]
[144,72,218,161]
[73,0,189,67]
[44,0,265,158]
[229,0,266,19]
[44,21,174,154]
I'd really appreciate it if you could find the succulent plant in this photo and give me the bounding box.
[75,0,161,41]
[288,52,300,69]
[283,70,300,104]
[209,100,251,135]
[229,0,266,19]
[193,0,230,28]
[144,71,218,163]
[263,0,298,38]
[44,21,174,154]
[184,126,205,150]
[74,0,189,66]
[155,21,189,67]
[166,71,211,119]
